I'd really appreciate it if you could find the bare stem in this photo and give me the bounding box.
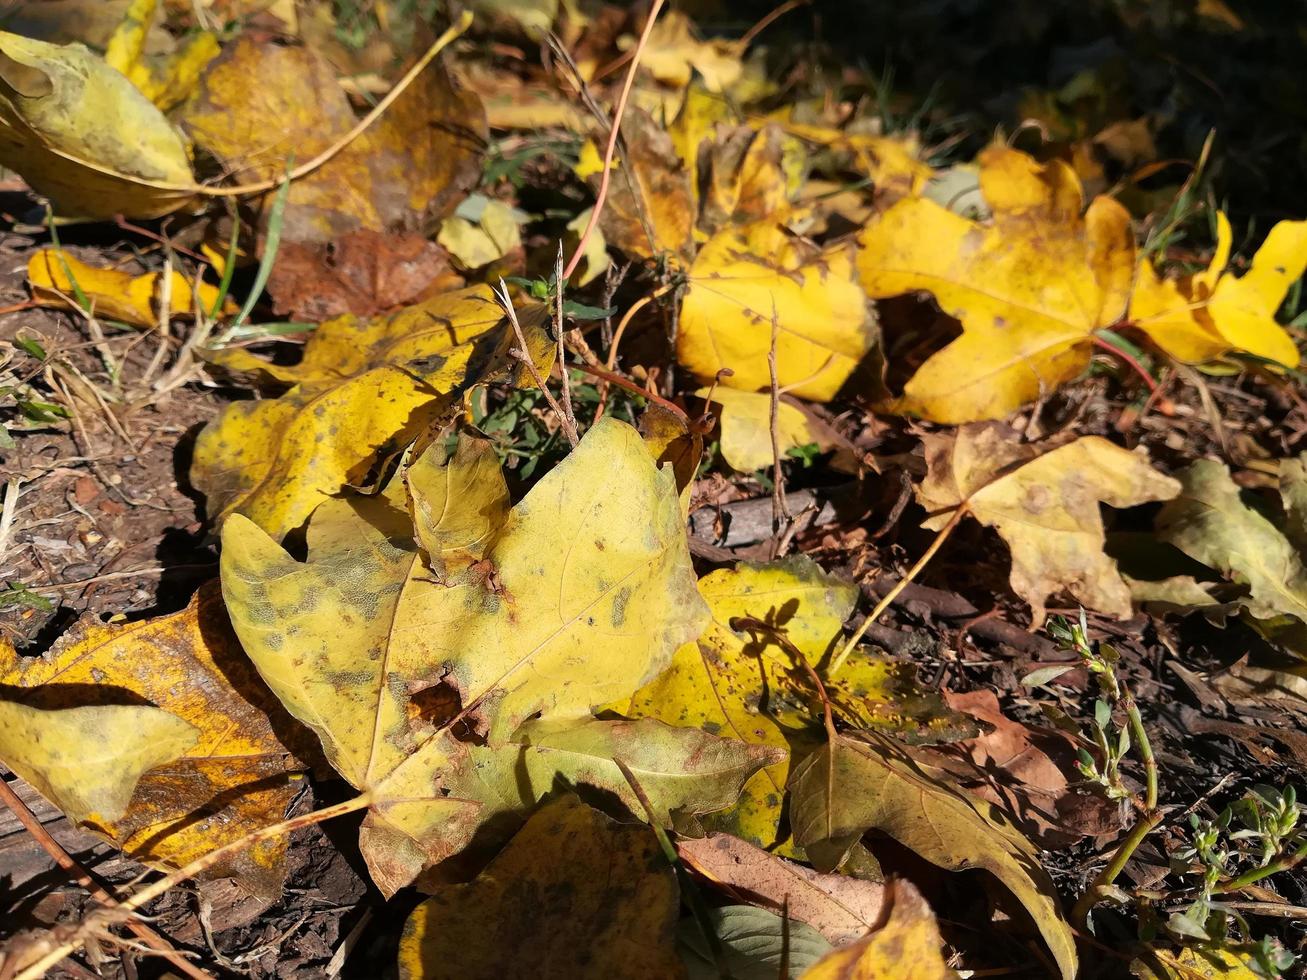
[829,503,970,675]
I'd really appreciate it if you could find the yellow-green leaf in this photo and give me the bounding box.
[698,387,830,472]
[0,29,196,218]
[221,417,709,894]
[790,732,1077,980]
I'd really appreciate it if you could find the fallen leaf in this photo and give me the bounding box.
[221,418,712,894]
[700,123,804,234]
[1132,945,1263,979]
[1131,212,1307,367]
[267,229,462,323]
[0,29,196,218]
[192,285,543,539]
[104,0,218,110]
[576,106,695,263]
[1155,458,1307,623]
[618,557,970,851]
[630,10,742,93]
[680,905,833,980]
[801,878,956,979]
[28,248,234,327]
[679,219,877,401]
[0,584,313,898]
[789,732,1077,980]
[917,423,1180,623]
[397,796,683,980]
[437,195,525,270]
[858,145,1134,423]
[677,832,887,945]
[183,34,484,244]
[699,387,831,472]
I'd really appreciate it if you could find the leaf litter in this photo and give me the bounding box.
[1,1,1307,978]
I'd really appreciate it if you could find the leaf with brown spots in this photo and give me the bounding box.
[917,422,1180,624]
[191,284,551,540]
[0,584,316,899]
[222,418,737,894]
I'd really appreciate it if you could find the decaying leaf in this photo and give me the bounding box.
[677,833,887,945]
[1132,212,1307,368]
[0,585,313,897]
[679,219,877,402]
[0,29,196,218]
[859,145,1133,423]
[1131,945,1264,979]
[28,248,234,327]
[918,423,1180,623]
[802,879,956,980]
[104,0,218,110]
[698,387,831,472]
[267,229,461,323]
[789,732,1077,980]
[398,796,683,980]
[575,106,695,263]
[1155,457,1307,623]
[192,285,546,540]
[618,557,970,851]
[222,419,721,894]
[183,34,484,244]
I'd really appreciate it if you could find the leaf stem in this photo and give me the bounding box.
[1071,809,1164,931]
[1213,840,1307,895]
[829,503,969,675]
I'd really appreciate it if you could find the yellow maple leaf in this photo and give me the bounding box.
[801,880,956,980]
[917,423,1180,624]
[192,285,550,540]
[679,219,877,401]
[628,10,743,93]
[28,249,234,328]
[697,387,829,472]
[221,419,752,895]
[858,145,1135,423]
[1132,211,1307,368]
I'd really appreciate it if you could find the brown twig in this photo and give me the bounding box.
[0,777,212,980]
[494,279,579,447]
[562,0,666,281]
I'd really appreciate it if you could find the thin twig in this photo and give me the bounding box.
[553,246,577,437]
[562,0,666,281]
[0,777,213,980]
[829,503,971,674]
[494,279,579,448]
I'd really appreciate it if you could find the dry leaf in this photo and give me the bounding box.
[0,29,196,218]
[859,145,1134,423]
[918,423,1180,623]
[104,0,218,110]
[266,229,461,323]
[183,35,484,244]
[679,219,877,402]
[789,732,1077,980]
[1155,457,1307,623]
[801,879,956,980]
[698,387,830,472]
[1132,212,1307,367]
[575,106,695,263]
[0,585,313,898]
[437,195,524,270]
[28,248,234,327]
[222,419,715,894]
[398,797,681,980]
[192,285,543,540]
[677,832,887,945]
[618,557,970,851]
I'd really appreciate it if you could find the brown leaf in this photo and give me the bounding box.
[267,230,463,322]
[677,832,886,945]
